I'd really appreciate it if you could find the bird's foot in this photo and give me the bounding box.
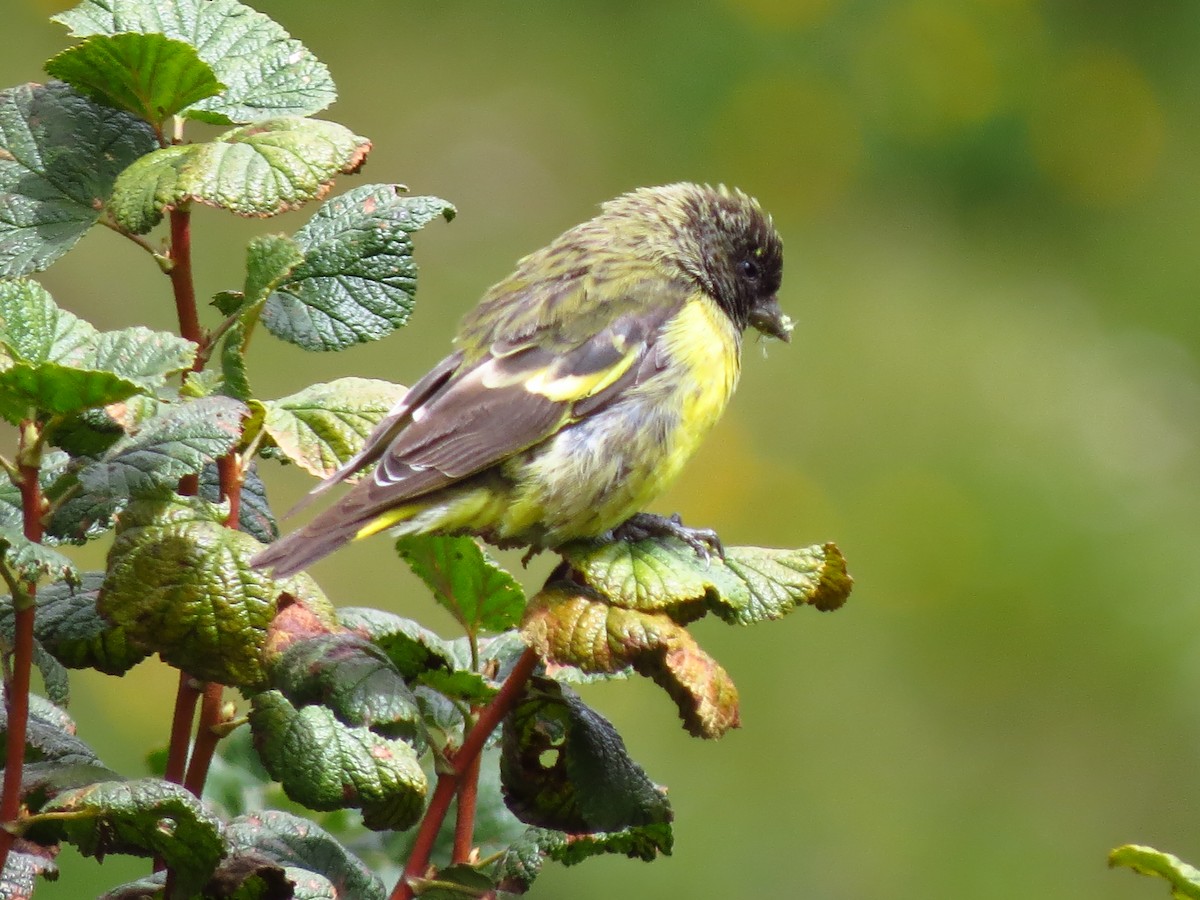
[612,512,725,563]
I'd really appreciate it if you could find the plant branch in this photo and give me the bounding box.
[183,683,225,796]
[389,647,540,900]
[168,207,205,364]
[98,217,164,263]
[162,676,201,786]
[452,738,482,864]
[0,436,45,870]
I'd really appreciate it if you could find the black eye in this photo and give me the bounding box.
[738,258,759,280]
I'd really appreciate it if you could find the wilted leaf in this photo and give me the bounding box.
[500,679,672,833]
[0,81,157,276]
[45,33,223,124]
[55,0,337,125]
[396,535,525,636]
[262,378,407,477]
[521,585,740,738]
[261,185,455,351]
[249,691,427,831]
[108,118,370,234]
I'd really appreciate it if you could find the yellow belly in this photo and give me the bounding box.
[497,295,742,543]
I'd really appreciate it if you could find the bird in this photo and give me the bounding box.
[251,182,790,579]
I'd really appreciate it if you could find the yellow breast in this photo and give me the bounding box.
[498,293,743,544]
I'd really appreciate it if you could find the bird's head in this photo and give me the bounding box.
[604,183,790,342]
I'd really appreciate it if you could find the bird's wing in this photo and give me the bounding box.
[252,277,685,576]
[282,349,465,519]
[365,301,674,501]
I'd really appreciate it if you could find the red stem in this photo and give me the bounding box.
[0,455,44,868]
[217,454,242,527]
[162,676,201,785]
[452,738,482,864]
[183,683,224,796]
[389,647,539,900]
[168,208,204,358]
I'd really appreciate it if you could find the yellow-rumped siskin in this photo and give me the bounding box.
[251,183,791,578]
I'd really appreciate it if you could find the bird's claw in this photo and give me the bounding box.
[613,512,725,563]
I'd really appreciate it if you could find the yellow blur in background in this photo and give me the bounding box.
[8,1,1200,897]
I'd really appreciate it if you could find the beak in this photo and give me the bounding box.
[748,297,793,343]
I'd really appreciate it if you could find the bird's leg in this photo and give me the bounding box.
[612,512,725,562]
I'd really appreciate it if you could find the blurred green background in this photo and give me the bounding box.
[7,0,1200,897]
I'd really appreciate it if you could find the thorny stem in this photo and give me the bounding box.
[0,435,45,871]
[389,647,540,900]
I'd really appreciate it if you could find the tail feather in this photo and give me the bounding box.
[250,496,377,579]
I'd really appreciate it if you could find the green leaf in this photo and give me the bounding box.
[561,538,853,623]
[268,632,424,744]
[559,537,742,615]
[249,691,427,831]
[261,185,455,351]
[108,118,371,234]
[32,641,71,707]
[0,81,157,276]
[1110,845,1200,898]
[717,542,853,622]
[45,33,223,125]
[50,396,246,538]
[500,679,672,834]
[77,395,246,498]
[0,846,58,899]
[86,326,197,391]
[199,462,278,543]
[100,496,283,687]
[521,585,740,738]
[0,530,78,588]
[0,363,140,424]
[0,280,196,383]
[338,607,460,678]
[0,572,146,675]
[409,864,495,900]
[493,824,673,892]
[55,0,337,125]
[224,810,385,900]
[244,233,305,309]
[0,694,99,767]
[0,278,94,365]
[0,449,69,532]
[396,535,526,636]
[35,778,223,899]
[261,378,408,477]
[0,280,196,422]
